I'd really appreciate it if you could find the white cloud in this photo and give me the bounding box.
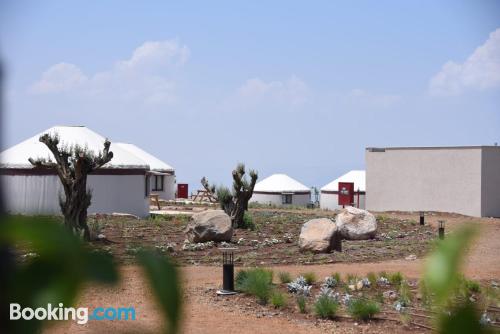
[29,39,189,105]
[429,28,500,96]
[237,75,309,106]
[31,63,87,94]
[346,89,401,108]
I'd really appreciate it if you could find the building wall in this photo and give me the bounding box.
[150,174,176,200]
[320,193,366,210]
[250,192,311,206]
[366,147,483,217]
[1,174,149,217]
[482,147,500,217]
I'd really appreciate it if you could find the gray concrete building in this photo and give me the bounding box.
[366,146,500,217]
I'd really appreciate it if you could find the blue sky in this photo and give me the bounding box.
[1,1,499,189]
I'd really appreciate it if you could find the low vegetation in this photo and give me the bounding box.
[235,268,274,304]
[348,298,380,321]
[314,294,339,319]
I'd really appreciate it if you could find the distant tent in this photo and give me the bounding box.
[0,125,175,217]
[320,170,365,210]
[116,143,176,200]
[250,173,311,206]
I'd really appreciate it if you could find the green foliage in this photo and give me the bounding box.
[367,272,377,287]
[464,278,481,294]
[137,251,182,334]
[297,295,307,313]
[270,291,287,309]
[235,270,249,290]
[424,225,478,305]
[1,215,182,334]
[236,268,274,304]
[346,273,359,284]
[301,272,317,285]
[0,216,118,333]
[242,211,255,230]
[314,294,338,319]
[348,298,380,321]
[278,271,292,284]
[422,225,493,334]
[388,272,404,286]
[399,280,412,306]
[331,272,342,285]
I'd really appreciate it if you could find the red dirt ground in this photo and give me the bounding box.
[47,213,500,333]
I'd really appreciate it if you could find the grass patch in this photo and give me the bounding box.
[278,271,292,284]
[331,272,342,285]
[367,272,377,287]
[388,272,404,286]
[235,268,274,304]
[297,295,307,313]
[270,291,287,309]
[348,298,380,321]
[314,294,338,319]
[301,272,317,285]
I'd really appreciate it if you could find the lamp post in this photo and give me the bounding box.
[216,248,237,295]
[419,211,425,226]
[438,220,445,240]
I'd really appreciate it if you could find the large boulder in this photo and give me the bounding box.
[298,218,340,253]
[335,207,377,240]
[184,210,233,243]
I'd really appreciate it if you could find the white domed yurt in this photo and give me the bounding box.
[320,170,365,210]
[250,173,311,206]
[116,143,175,200]
[0,125,174,217]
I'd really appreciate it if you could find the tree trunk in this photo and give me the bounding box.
[61,176,92,241]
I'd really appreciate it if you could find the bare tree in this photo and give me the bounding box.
[29,133,113,240]
[201,163,258,228]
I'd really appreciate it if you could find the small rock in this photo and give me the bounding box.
[405,254,417,261]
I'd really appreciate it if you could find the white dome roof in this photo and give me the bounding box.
[254,173,310,193]
[115,143,174,172]
[321,170,365,192]
[0,126,149,169]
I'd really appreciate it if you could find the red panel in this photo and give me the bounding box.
[177,184,188,199]
[338,182,354,206]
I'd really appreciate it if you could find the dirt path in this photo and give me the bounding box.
[49,217,500,334]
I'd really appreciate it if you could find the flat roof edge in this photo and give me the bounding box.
[366,145,500,151]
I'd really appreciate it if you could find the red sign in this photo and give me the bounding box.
[338,182,354,206]
[177,184,188,199]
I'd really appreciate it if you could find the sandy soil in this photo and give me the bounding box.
[48,213,500,334]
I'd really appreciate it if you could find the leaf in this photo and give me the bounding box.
[439,303,491,334]
[137,251,182,334]
[423,225,478,304]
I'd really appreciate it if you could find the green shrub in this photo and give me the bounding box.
[331,272,342,285]
[301,272,317,285]
[389,272,404,286]
[464,279,481,293]
[297,295,307,313]
[235,269,249,290]
[348,298,380,321]
[314,294,338,319]
[236,268,274,304]
[399,281,411,306]
[367,272,377,287]
[271,291,287,309]
[278,271,292,284]
[242,212,255,230]
[346,273,359,284]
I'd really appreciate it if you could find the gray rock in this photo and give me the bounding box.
[298,218,339,253]
[335,207,377,240]
[184,210,233,243]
